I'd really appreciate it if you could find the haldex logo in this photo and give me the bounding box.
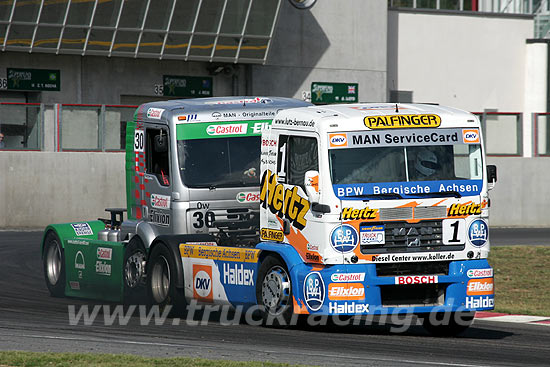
[330,224,358,253]
[304,272,325,311]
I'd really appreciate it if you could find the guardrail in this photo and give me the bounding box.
[473,112,523,157]
[0,102,43,151]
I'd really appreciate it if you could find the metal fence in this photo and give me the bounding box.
[0,102,43,150]
[474,112,523,156]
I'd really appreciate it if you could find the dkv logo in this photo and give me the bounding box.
[329,133,348,147]
[193,264,213,301]
[462,129,480,143]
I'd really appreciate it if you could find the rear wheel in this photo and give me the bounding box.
[423,311,475,337]
[123,236,147,305]
[43,231,65,297]
[146,243,186,316]
[256,255,293,327]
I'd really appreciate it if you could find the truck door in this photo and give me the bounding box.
[143,126,173,234]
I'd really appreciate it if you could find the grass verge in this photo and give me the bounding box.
[0,351,309,367]
[488,246,550,316]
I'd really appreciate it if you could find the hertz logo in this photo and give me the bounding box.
[448,203,481,217]
[341,207,378,220]
[364,114,441,129]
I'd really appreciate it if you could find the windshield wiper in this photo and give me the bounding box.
[408,190,462,198]
[347,193,403,200]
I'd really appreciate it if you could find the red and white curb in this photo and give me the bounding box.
[475,312,550,325]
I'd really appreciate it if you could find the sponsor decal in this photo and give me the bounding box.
[330,273,366,283]
[465,295,494,309]
[273,117,315,128]
[468,219,488,247]
[334,180,483,200]
[395,275,438,285]
[305,252,321,262]
[260,228,284,242]
[307,243,319,251]
[341,207,378,220]
[260,170,310,230]
[236,192,260,203]
[193,264,213,302]
[462,129,480,144]
[95,260,111,276]
[178,114,197,121]
[364,114,441,129]
[211,112,222,118]
[369,252,456,263]
[97,247,112,260]
[329,302,369,314]
[346,129,460,148]
[67,239,89,246]
[467,268,493,278]
[146,107,164,119]
[330,224,358,253]
[448,203,481,217]
[206,123,247,136]
[360,225,385,245]
[222,263,254,286]
[149,209,170,227]
[204,97,272,105]
[75,251,85,270]
[151,194,171,209]
[262,138,277,147]
[329,133,348,148]
[71,223,93,236]
[467,278,494,295]
[180,244,260,263]
[304,272,325,311]
[328,283,365,300]
[348,85,356,94]
[69,281,80,290]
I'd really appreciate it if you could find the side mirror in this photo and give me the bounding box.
[487,165,497,190]
[154,134,168,153]
[304,170,320,203]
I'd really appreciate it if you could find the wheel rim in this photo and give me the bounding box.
[124,250,146,288]
[46,240,62,286]
[261,265,291,315]
[150,255,170,303]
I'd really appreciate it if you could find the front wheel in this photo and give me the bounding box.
[123,236,147,305]
[423,311,475,337]
[146,243,186,317]
[256,255,294,327]
[43,231,65,297]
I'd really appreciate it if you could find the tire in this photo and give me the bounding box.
[123,236,147,305]
[256,255,294,327]
[146,243,186,317]
[43,231,65,297]
[423,311,475,337]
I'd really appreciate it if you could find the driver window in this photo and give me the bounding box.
[277,135,318,186]
[146,128,170,186]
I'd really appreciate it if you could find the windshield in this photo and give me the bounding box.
[329,128,483,199]
[178,137,260,188]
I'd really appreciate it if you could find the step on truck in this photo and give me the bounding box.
[42,100,497,336]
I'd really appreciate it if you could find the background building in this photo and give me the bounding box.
[0,0,548,227]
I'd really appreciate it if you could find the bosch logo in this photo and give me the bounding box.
[304,272,325,311]
[329,134,347,147]
[468,219,488,247]
[330,224,358,253]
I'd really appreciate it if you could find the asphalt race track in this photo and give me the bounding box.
[0,231,549,366]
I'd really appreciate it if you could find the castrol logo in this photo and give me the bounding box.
[329,134,347,147]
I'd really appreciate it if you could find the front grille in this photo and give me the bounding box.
[414,206,447,219]
[379,207,413,220]
[190,208,260,247]
[376,261,450,277]
[380,284,446,307]
[360,220,464,253]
